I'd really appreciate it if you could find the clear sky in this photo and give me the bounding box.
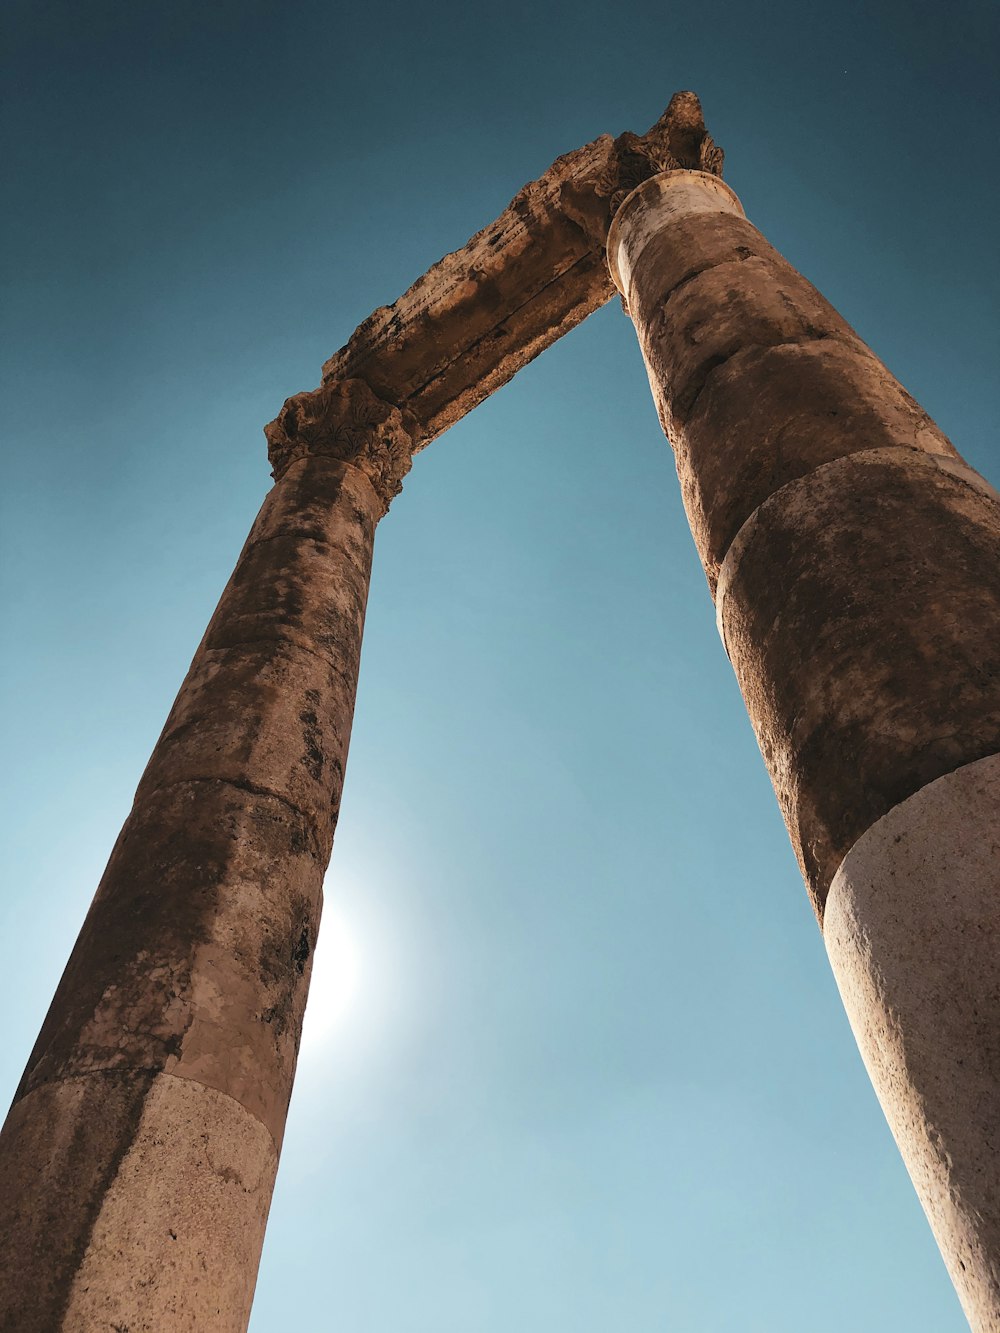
[2,1,998,1329]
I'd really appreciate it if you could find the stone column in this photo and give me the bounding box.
[608,170,1000,1329]
[0,379,415,1333]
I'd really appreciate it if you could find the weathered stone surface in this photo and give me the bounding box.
[320,95,723,446]
[0,1072,277,1333]
[608,176,958,591]
[607,172,748,300]
[680,339,956,591]
[825,754,1000,1333]
[1,438,391,1328]
[0,1071,155,1331]
[641,248,864,416]
[136,456,381,853]
[264,377,417,507]
[716,448,1000,916]
[16,779,322,1146]
[612,164,1000,1326]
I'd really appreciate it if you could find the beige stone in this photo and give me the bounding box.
[826,754,1000,1333]
[0,1072,277,1332]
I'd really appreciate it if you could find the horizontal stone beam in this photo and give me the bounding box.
[314,92,724,451]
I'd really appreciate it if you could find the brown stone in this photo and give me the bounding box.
[15,779,323,1145]
[611,165,1000,1327]
[633,238,863,429]
[321,95,724,447]
[717,448,1000,916]
[0,388,415,1330]
[608,180,958,592]
[679,339,956,591]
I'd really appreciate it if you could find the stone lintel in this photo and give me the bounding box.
[316,92,723,449]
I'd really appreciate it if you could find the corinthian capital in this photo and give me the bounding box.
[600,90,725,219]
[265,378,418,513]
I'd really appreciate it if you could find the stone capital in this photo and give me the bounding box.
[264,378,417,513]
[599,91,725,221]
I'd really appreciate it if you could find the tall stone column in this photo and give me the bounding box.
[608,170,1000,1329]
[0,379,415,1332]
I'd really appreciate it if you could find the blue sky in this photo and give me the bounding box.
[2,1,998,1329]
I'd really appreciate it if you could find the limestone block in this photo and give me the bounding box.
[826,754,1000,1333]
[0,1072,277,1333]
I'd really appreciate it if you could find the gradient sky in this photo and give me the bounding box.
[2,2,998,1329]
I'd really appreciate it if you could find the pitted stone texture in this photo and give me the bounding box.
[1,450,382,1324]
[639,241,867,421]
[321,93,723,446]
[825,754,1000,1333]
[613,207,783,319]
[16,780,321,1147]
[608,181,956,591]
[717,448,1000,916]
[137,456,379,855]
[203,453,376,665]
[603,94,725,223]
[17,458,378,1136]
[0,1071,277,1332]
[607,170,743,295]
[138,637,354,848]
[679,340,956,592]
[264,378,416,512]
[608,169,741,297]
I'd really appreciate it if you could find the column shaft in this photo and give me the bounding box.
[0,380,414,1332]
[609,170,1000,1329]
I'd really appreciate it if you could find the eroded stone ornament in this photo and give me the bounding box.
[599,89,725,219]
[265,377,418,513]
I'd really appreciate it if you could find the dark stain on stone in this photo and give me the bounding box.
[256,903,316,1043]
[292,927,311,975]
[298,707,324,781]
[722,457,1000,918]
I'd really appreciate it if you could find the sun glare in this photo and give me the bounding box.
[301,909,361,1047]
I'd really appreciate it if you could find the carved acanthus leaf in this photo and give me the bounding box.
[699,133,725,176]
[598,90,725,219]
[264,378,417,513]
